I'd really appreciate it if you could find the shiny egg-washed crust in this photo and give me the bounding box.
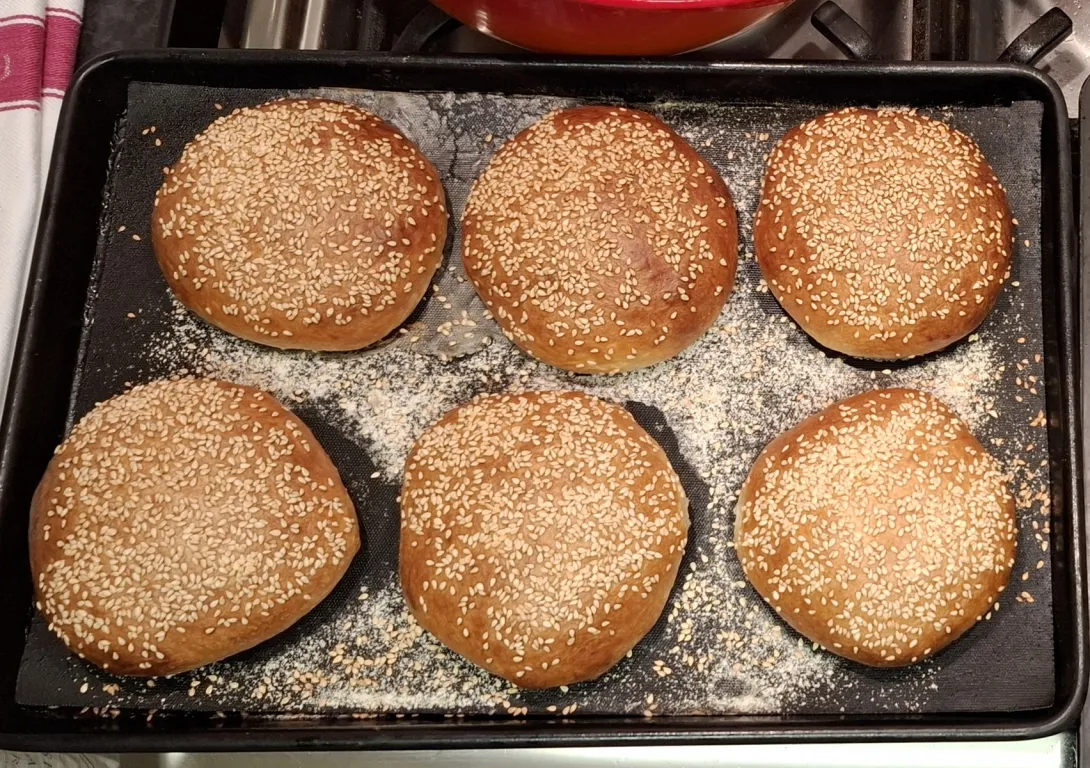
[153,98,448,352]
[30,377,360,676]
[400,391,689,688]
[462,106,738,374]
[755,108,1013,360]
[736,388,1016,667]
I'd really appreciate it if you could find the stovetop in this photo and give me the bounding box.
[165,0,914,60]
[969,0,1090,116]
[383,0,911,60]
[101,0,1086,119]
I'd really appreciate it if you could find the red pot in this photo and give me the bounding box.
[429,0,794,56]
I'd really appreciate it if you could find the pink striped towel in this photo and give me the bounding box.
[0,0,82,415]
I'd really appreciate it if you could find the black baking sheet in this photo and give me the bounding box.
[16,81,1054,717]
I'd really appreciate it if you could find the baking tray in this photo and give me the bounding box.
[0,50,1083,750]
[11,80,1059,719]
[1075,71,1090,768]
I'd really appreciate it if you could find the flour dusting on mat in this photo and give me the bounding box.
[149,269,997,715]
[35,85,1050,719]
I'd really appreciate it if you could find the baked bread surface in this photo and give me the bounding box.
[153,98,447,351]
[400,390,689,687]
[31,377,360,676]
[735,387,1016,666]
[463,106,738,373]
[755,108,1013,359]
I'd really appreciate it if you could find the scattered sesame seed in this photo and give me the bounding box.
[755,108,1012,360]
[462,106,737,374]
[401,390,688,688]
[153,98,447,351]
[736,388,1015,666]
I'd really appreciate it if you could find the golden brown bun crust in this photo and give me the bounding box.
[462,106,737,374]
[400,391,688,688]
[755,108,1013,360]
[735,388,1015,667]
[30,378,360,676]
[153,98,448,352]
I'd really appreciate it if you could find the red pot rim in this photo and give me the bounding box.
[575,0,786,9]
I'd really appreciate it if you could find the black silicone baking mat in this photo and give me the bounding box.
[12,78,1059,720]
[0,56,1081,753]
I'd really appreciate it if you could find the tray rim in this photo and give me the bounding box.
[0,49,1083,751]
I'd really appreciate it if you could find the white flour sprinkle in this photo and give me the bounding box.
[150,271,1000,715]
[137,91,1022,717]
[235,587,515,713]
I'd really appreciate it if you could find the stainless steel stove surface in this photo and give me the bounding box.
[219,0,1083,114]
[117,735,1077,768]
[969,0,1090,116]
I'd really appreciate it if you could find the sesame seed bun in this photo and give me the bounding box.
[735,388,1016,667]
[400,391,688,688]
[462,106,738,374]
[153,99,448,352]
[30,378,360,676]
[755,108,1013,360]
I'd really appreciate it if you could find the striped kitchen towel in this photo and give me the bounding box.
[0,0,82,415]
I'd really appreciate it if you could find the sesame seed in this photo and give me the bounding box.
[31,377,359,676]
[153,98,447,351]
[736,388,1016,666]
[401,391,688,688]
[755,108,1012,360]
[462,106,737,374]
